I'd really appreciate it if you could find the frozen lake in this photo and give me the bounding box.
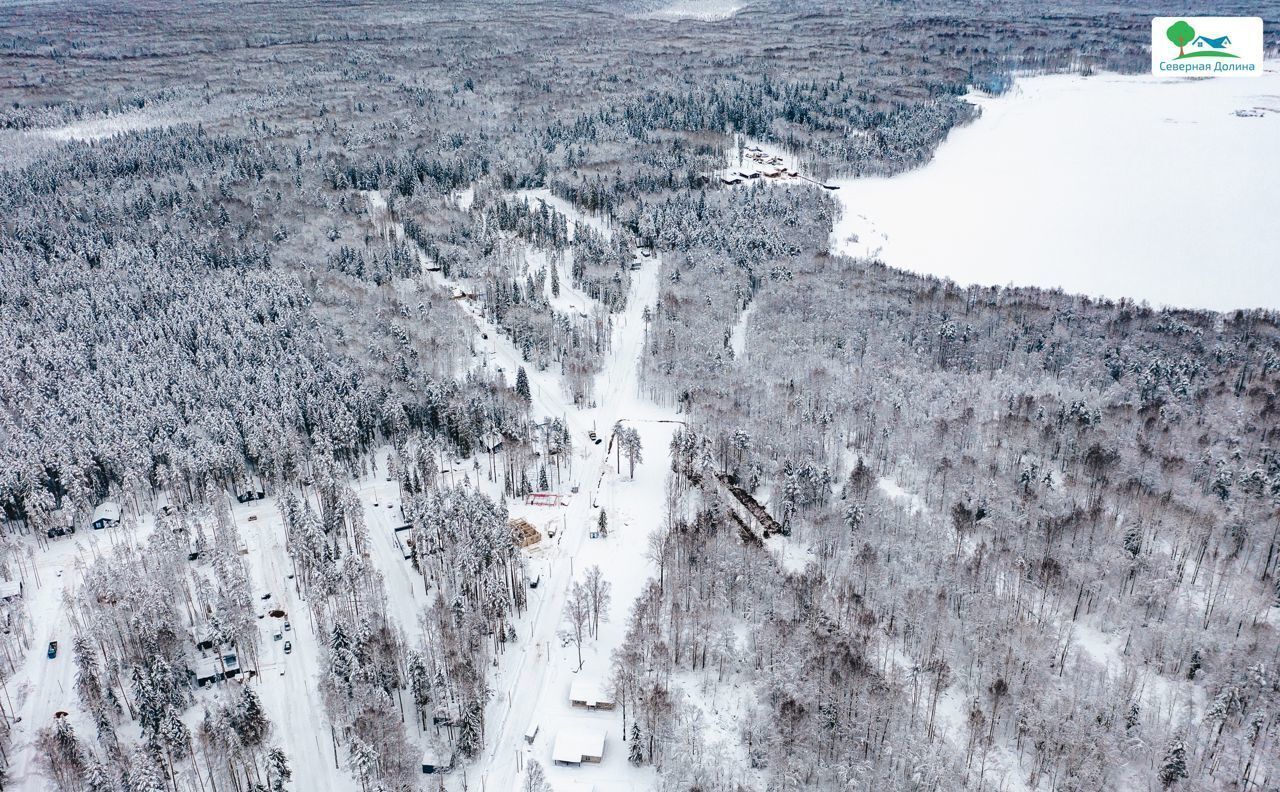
[831,68,1280,311]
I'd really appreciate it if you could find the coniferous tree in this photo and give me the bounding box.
[516,366,531,402]
[629,722,644,765]
[1159,734,1188,788]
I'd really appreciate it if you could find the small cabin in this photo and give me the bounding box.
[393,523,414,560]
[92,502,121,530]
[552,729,605,767]
[0,580,22,602]
[421,747,452,774]
[235,477,266,504]
[569,679,615,710]
[480,432,504,454]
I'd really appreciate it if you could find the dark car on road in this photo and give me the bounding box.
[47,641,58,659]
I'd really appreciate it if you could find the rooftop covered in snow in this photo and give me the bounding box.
[551,728,605,766]
[568,678,613,709]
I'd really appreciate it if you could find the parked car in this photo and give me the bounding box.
[284,621,291,632]
[530,575,541,589]
[283,641,292,654]
[273,630,282,641]
[47,641,58,659]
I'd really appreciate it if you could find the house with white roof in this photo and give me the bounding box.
[569,678,615,710]
[0,580,22,601]
[552,728,605,767]
[92,502,121,530]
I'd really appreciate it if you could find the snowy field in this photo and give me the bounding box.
[831,67,1280,311]
[35,111,175,143]
[644,0,744,21]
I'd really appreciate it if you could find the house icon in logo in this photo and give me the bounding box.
[1192,34,1232,49]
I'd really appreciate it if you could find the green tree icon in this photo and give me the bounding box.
[1167,20,1196,58]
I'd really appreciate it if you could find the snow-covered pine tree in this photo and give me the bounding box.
[629,722,644,765]
[267,746,292,791]
[516,366,531,402]
[1159,733,1188,788]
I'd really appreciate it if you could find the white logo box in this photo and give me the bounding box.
[1152,17,1264,78]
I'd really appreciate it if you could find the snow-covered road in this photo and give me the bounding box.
[5,536,87,790]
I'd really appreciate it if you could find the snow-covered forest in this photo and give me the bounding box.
[1,1,1279,791]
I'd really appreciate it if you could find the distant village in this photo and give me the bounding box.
[721,144,838,190]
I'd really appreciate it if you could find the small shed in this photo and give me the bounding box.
[569,679,615,710]
[421,746,452,774]
[92,502,121,530]
[510,518,542,548]
[0,580,22,601]
[480,432,504,454]
[235,476,266,503]
[393,523,414,559]
[48,507,76,537]
[553,729,605,767]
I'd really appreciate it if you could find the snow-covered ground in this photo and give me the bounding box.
[830,67,1280,311]
[876,476,927,516]
[644,0,745,21]
[35,110,176,143]
[230,494,354,792]
[4,535,96,789]
[727,301,754,360]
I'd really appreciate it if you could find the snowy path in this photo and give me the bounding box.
[479,232,668,792]
[232,495,354,792]
[4,538,88,789]
[365,189,670,790]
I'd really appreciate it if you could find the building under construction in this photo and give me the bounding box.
[510,518,542,548]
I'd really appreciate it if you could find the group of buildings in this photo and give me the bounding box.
[539,678,614,770]
[721,145,801,185]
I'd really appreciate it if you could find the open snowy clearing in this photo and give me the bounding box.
[644,0,745,21]
[35,110,176,143]
[831,67,1280,311]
